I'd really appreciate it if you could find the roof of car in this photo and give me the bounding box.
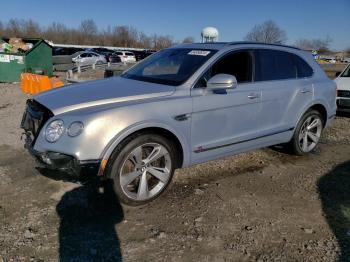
[72,51,100,57]
[175,41,300,51]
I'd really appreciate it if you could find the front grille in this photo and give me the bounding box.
[337,90,350,98]
[21,99,53,145]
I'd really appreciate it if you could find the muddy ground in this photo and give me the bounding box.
[0,82,350,262]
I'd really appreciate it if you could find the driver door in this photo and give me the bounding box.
[190,50,263,164]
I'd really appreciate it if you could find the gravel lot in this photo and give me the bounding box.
[0,81,350,261]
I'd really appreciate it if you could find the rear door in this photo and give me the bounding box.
[255,49,314,135]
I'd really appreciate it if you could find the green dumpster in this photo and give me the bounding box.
[0,38,52,82]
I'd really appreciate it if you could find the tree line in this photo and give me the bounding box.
[244,20,338,52]
[0,18,194,50]
[1,18,346,52]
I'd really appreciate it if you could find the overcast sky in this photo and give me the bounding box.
[2,0,350,50]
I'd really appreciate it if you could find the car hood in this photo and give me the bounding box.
[34,77,175,115]
[335,77,350,91]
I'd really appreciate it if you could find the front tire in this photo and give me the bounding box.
[288,110,324,155]
[106,134,176,205]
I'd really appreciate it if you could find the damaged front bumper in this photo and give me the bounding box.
[24,134,100,182]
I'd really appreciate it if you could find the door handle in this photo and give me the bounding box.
[248,93,259,99]
[300,89,312,94]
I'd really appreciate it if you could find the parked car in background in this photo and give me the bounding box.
[20,42,336,205]
[111,51,136,63]
[335,63,350,112]
[86,47,114,62]
[109,53,122,63]
[71,51,107,66]
[53,47,85,56]
[133,50,156,61]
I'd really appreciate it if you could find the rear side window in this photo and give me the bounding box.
[255,49,296,81]
[125,52,134,56]
[291,54,313,78]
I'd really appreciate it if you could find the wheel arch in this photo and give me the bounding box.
[99,122,189,176]
[295,102,328,131]
[309,103,327,127]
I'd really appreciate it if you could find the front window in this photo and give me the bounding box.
[195,50,253,88]
[121,48,216,86]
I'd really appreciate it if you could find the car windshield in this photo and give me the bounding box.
[341,64,350,77]
[121,48,216,86]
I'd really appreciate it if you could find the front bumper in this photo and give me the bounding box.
[24,135,100,183]
[336,97,350,112]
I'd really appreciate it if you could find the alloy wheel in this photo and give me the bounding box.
[119,143,172,201]
[298,115,322,152]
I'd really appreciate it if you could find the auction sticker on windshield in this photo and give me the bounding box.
[188,50,211,56]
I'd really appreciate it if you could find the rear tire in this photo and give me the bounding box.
[288,110,324,155]
[105,133,176,206]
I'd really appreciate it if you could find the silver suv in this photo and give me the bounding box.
[21,42,336,205]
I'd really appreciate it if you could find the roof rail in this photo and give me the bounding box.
[228,41,300,50]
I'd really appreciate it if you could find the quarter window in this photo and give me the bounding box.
[291,54,313,78]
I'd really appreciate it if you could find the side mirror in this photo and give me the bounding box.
[207,74,237,90]
[335,71,341,77]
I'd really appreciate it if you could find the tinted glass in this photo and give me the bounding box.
[80,53,88,58]
[255,49,296,81]
[195,51,253,88]
[212,51,253,83]
[291,54,313,78]
[122,48,216,86]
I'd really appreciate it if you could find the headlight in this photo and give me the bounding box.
[45,119,65,143]
[67,121,84,137]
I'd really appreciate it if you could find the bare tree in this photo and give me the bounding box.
[138,32,152,49]
[6,18,24,37]
[152,34,174,50]
[23,19,41,38]
[295,36,332,52]
[78,19,98,44]
[182,36,195,43]
[244,20,287,44]
[44,22,69,43]
[79,19,98,35]
[0,18,175,49]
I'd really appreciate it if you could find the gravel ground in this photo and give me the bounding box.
[0,81,350,262]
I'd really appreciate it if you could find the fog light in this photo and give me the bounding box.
[41,154,52,165]
[67,121,84,137]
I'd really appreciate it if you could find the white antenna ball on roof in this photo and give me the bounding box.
[201,27,219,43]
